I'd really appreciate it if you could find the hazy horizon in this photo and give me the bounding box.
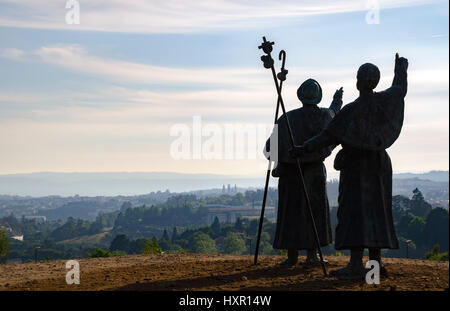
[0,170,447,197]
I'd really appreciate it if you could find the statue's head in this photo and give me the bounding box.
[297,79,322,105]
[357,63,380,91]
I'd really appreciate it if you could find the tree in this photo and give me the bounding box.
[120,201,132,211]
[245,190,257,208]
[129,238,147,254]
[224,232,246,255]
[407,215,426,244]
[424,207,449,252]
[409,188,432,217]
[0,229,8,259]
[88,248,113,258]
[392,195,410,220]
[412,188,424,201]
[167,244,188,254]
[171,227,179,244]
[231,193,245,206]
[88,221,103,234]
[425,244,449,261]
[396,213,414,238]
[142,237,162,254]
[234,217,244,231]
[191,232,217,254]
[110,234,131,253]
[246,219,258,236]
[96,211,119,227]
[159,229,171,250]
[211,217,221,236]
[259,232,275,255]
[161,229,170,241]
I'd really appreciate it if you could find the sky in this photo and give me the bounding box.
[0,0,448,178]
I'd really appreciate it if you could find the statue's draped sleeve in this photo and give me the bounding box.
[305,66,407,152]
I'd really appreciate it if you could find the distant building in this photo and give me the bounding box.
[11,235,23,241]
[205,204,275,224]
[24,216,47,223]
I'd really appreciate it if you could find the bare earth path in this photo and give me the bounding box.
[0,254,448,291]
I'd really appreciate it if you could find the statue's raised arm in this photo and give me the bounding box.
[384,53,408,98]
[329,87,343,117]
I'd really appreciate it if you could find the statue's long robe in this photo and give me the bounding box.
[266,100,341,250]
[304,67,407,250]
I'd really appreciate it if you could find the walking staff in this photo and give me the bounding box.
[256,36,328,276]
[254,49,287,265]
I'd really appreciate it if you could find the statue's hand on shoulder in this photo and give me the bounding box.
[289,145,305,158]
[395,53,408,72]
[333,87,344,101]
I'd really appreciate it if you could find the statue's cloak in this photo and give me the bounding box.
[269,105,339,250]
[326,77,406,151]
[276,105,335,164]
[323,69,407,250]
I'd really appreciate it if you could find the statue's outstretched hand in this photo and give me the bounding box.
[289,145,305,158]
[395,53,408,72]
[333,87,344,100]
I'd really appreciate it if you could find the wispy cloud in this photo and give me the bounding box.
[0,48,25,61]
[0,44,353,91]
[33,45,264,88]
[0,40,448,174]
[0,0,439,33]
[431,33,448,38]
[1,44,448,123]
[3,44,448,90]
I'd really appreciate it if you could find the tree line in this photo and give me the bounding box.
[0,188,448,263]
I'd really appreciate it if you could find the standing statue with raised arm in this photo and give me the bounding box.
[290,54,408,277]
[265,79,343,267]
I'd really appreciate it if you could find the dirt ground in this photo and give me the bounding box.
[0,254,448,291]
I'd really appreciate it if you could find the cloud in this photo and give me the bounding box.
[1,44,448,126]
[3,44,448,91]
[0,43,447,174]
[431,33,448,38]
[32,45,264,88]
[0,48,26,61]
[0,0,440,33]
[0,44,358,92]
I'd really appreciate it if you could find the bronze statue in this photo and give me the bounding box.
[290,54,408,277]
[265,79,343,267]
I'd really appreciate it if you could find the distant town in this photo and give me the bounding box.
[0,171,447,221]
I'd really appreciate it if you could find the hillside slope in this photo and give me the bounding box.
[0,254,447,291]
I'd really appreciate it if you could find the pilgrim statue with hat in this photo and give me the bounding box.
[265,79,343,266]
[290,54,408,277]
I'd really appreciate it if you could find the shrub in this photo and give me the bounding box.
[191,232,217,254]
[167,244,189,254]
[0,229,8,259]
[111,250,127,257]
[224,232,247,255]
[88,248,113,258]
[141,237,162,254]
[425,244,449,261]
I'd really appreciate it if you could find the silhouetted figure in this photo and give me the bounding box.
[265,79,343,266]
[290,54,408,277]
